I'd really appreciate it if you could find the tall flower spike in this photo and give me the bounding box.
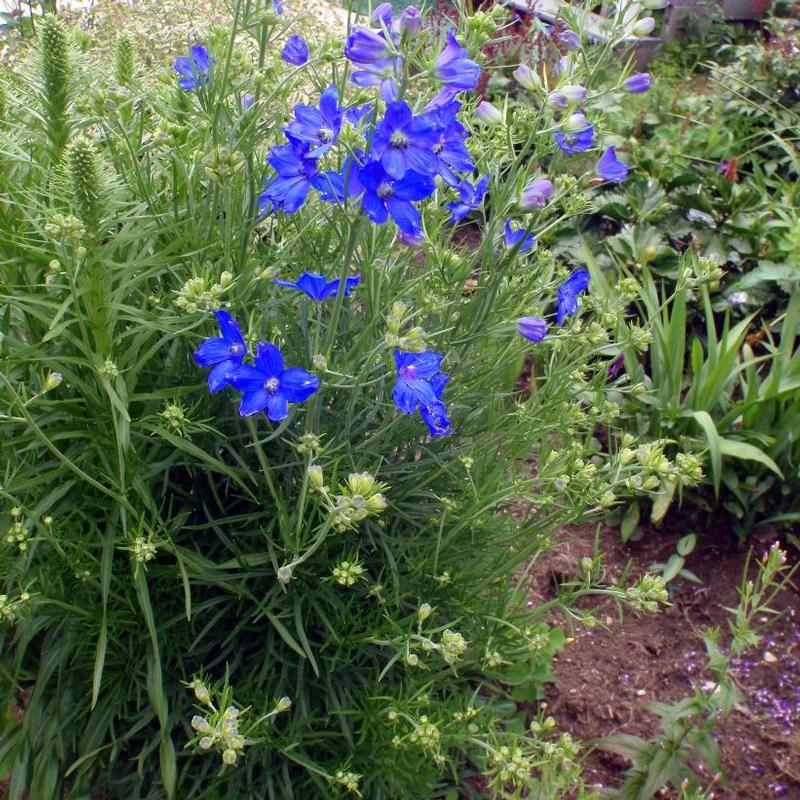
[114,32,136,86]
[194,310,248,393]
[228,343,319,421]
[40,14,71,160]
[66,135,102,235]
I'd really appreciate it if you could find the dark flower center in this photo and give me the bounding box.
[432,140,444,155]
[318,127,333,143]
[399,365,416,380]
[229,344,244,355]
[376,181,395,199]
[390,131,409,149]
[264,377,280,393]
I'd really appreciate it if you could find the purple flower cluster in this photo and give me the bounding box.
[258,8,482,239]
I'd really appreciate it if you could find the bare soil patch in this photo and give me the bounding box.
[531,522,800,798]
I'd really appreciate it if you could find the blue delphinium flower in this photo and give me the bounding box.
[173,44,213,90]
[228,342,319,421]
[504,220,535,254]
[517,316,548,343]
[359,161,435,236]
[558,28,580,50]
[315,152,365,204]
[447,176,489,224]
[282,35,309,66]
[426,100,474,186]
[370,101,441,179]
[274,271,361,301]
[272,0,284,14]
[397,229,426,247]
[624,72,651,94]
[346,102,374,126]
[284,85,342,157]
[434,30,480,92]
[556,268,591,325]
[596,146,629,183]
[554,125,594,156]
[371,2,394,26]
[344,26,400,99]
[193,310,247,392]
[520,178,553,209]
[419,400,453,437]
[397,6,423,37]
[393,350,452,437]
[259,141,319,215]
[344,26,394,66]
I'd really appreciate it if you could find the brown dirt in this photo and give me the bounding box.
[530,522,800,798]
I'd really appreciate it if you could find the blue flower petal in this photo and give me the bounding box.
[266,392,290,422]
[280,367,320,403]
[255,342,285,377]
[239,389,270,417]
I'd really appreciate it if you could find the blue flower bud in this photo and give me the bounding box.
[397,6,423,37]
[624,72,651,93]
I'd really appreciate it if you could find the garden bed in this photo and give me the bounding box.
[534,523,800,798]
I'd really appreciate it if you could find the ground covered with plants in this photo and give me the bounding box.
[0,1,798,798]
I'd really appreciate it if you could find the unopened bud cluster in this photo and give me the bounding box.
[160,402,190,436]
[44,213,85,244]
[192,704,246,767]
[333,769,362,794]
[203,145,246,182]
[332,560,364,587]
[175,271,233,313]
[625,574,668,612]
[131,536,156,564]
[5,508,31,552]
[331,472,388,531]
[384,301,428,352]
[0,590,31,623]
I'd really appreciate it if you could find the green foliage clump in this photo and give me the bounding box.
[1,3,673,799]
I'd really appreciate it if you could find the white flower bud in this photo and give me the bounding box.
[632,16,656,35]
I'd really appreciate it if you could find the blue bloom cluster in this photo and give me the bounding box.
[173,45,214,90]
[516,269,592,343]
[194,310,452,436]
[194,311,319,422]
[258,7,481,239]
[393,350,452,437]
